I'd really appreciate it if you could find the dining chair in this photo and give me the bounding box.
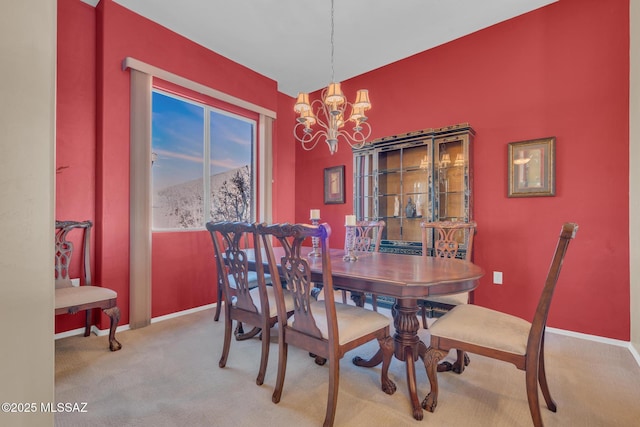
[339,220,385,310]
[419,220,477,328]
[55,220,122,351]
[257,222,396,427]
[206,221,294,386]
[422,222,578,427]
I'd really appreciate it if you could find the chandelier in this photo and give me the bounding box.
[293,0,372,155]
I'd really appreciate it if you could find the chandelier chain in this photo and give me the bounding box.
[330,0,335,83]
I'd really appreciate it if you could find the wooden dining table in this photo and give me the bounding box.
[247,247,484,421]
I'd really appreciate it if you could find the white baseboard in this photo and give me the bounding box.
[54,323,131,340]
[546,326,640,367]
[54,303,217,340]
[54,327,89,340]
[54,304,640,368]
[150,303,216,324]
[630,342,640,366]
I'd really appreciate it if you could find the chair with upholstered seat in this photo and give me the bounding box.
[419,220,477,328]
[257,222,396,427]
[422,222,578,427]
[55,220,122,351]
[340,220,385,310]
[206,221,294,386]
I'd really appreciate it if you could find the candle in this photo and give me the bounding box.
[345,215,356,226]
[310,209,320,220]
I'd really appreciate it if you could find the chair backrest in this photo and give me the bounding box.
[55,220,92,289]
[206,221,263,315]
[257,222,336,342]
[527,222,578,356]
[350,220,385,253]
[420,220,477,261]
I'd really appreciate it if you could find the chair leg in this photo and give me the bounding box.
[272,341,288,404]
[214,281,223,321]
[323,355,340,427]
[350,291,367,307]
[102,306,122,351]
[219,311,232,368]
[371,293,378,312]
[525,355,544,427]
[235,325,261,341]
[84,309,92,337]
[420,303,429,329]
[452,350,468,374]
[256,323,270,386]
[437,349,470,373]
[538,336,557,412]
[422,347,447,412]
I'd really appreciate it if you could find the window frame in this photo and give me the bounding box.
[151,88,258,231]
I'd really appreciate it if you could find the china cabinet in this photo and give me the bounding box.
[353,123,475,256]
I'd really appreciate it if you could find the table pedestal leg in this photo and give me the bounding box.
[352,349,383,367]
[393,299,424,420]
[352,298,425,420]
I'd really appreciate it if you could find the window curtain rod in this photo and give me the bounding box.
[122,57,277,119]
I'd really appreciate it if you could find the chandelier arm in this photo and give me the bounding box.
[335,122,372,148]
[309,98,331,131]
[293,122,329,151]
[309,98,346,134]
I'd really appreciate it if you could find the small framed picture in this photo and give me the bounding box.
[508,137,556,197]
[324,165,345,204]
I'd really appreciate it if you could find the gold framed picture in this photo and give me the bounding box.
[324,165,345,204]
[508,137,555,197]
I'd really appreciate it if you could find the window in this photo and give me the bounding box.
[151,89,256,230]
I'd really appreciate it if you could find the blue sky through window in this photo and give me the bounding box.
[210,110,253,176]
[151,90,255,229]
[152,92,204,191]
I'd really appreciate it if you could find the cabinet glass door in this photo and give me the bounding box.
[436,136,469,222]
[377,149,401,242]
[400,144,431,243]
[354,151,376,220]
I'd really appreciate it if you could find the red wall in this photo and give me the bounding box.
[273,91,298,224]
[56,0,97,332]
[295,0,630,340]
[56,0,286,331]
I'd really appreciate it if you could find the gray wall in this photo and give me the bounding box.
[0,1,56,425]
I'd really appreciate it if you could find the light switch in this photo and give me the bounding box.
[493,271,503,285]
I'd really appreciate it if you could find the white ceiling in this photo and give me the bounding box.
[86,0,557,97]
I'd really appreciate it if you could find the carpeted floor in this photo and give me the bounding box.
[55,307,640,426]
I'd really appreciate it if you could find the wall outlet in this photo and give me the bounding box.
[493,271,503,285]
[71,278,80,287]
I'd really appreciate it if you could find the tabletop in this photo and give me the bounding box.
[248,247,484,300]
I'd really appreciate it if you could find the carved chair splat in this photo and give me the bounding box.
[419,220,477,328]
[342,220,385,310]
